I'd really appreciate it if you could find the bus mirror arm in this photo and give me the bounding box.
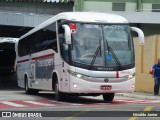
[62,25,71,45]
[131,27,144,45]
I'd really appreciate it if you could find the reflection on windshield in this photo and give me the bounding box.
[72,24,104,66]
[103,25,134,67]
[71,23,134,69]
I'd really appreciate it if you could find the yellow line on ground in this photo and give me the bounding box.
[128,106,154,120]
[143,106,154,111]
[62,108,91,120]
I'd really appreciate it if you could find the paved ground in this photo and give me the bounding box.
[117,92,160,100]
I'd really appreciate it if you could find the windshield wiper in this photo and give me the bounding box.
[90,37,102,67]
[108,45,122,70]
[90,45,100,66]
[108,46,122,68]
[105,38,122,70]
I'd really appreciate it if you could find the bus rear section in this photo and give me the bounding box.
[0,38,18,73]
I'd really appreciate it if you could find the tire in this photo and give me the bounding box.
[54,82,64,101]
[25,76,38,95]
[103,93,115,102]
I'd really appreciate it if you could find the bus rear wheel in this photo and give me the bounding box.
[25,77,38,94]
[102,93,115,102]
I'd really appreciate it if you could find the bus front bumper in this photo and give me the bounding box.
[69,76,135,94]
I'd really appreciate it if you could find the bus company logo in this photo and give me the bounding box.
[98,67,114,71]
[37,58,54,67]
[120,71,132,75]
[104,78,109,83]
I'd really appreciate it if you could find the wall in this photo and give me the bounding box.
[74,0,138,12]
[134,35,160,93]
[0,2,73,15]
[74,0,160,12]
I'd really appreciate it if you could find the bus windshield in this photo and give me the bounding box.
[70,23,134,70]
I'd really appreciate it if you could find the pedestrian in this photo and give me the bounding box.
[152,58,160,96]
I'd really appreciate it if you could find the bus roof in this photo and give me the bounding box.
[20,12,128,40]
[58,12,128,23]
[0,37,19,43]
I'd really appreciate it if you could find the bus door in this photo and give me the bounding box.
[60,43,70,92]
[29,53,36,87]
[61,61,70,92]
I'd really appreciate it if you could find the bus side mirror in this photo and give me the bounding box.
[131,27,144,45]
[62,25,71,45]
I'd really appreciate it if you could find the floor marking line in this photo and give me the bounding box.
[23,101,56,106]
[0,101,25,107]
[63,108,91,120]
[144,106,154,111]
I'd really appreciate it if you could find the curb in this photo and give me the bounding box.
[116,93,160,100]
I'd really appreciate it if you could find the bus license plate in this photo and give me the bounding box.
[100,85,112,90]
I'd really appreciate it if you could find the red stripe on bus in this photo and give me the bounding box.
[17,59,29,63]
[17,53,54,63]
[116,71,119,78]
[32,53,54,60]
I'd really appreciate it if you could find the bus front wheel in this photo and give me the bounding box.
[54,82,64,101]
[102,93,115,102]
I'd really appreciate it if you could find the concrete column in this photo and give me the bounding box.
[137,0,142,11]
[74,0,84,11]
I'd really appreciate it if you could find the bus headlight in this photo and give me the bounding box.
[68,70,87,79]
[76,74,83,78]
[128,74,133,79]
[125,73,135,79]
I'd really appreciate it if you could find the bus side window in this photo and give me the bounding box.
[42,23,58,52]
[35,33,42,53]
[18,37,30,57]
[58,22,69,61]
[59,34,69,62]
[62,43,69,61]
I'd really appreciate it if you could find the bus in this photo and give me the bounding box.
[17,12,144,102]
[0,37,19,73]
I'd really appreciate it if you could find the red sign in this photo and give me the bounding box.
[100,85,112,90]
[70,23,76,33]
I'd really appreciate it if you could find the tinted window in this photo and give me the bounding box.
[33,23,57,53]
[18,23,57,57]
[18,36,30,57]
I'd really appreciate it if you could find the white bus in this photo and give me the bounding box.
[17,12,144,102]
[0,37,19,73]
